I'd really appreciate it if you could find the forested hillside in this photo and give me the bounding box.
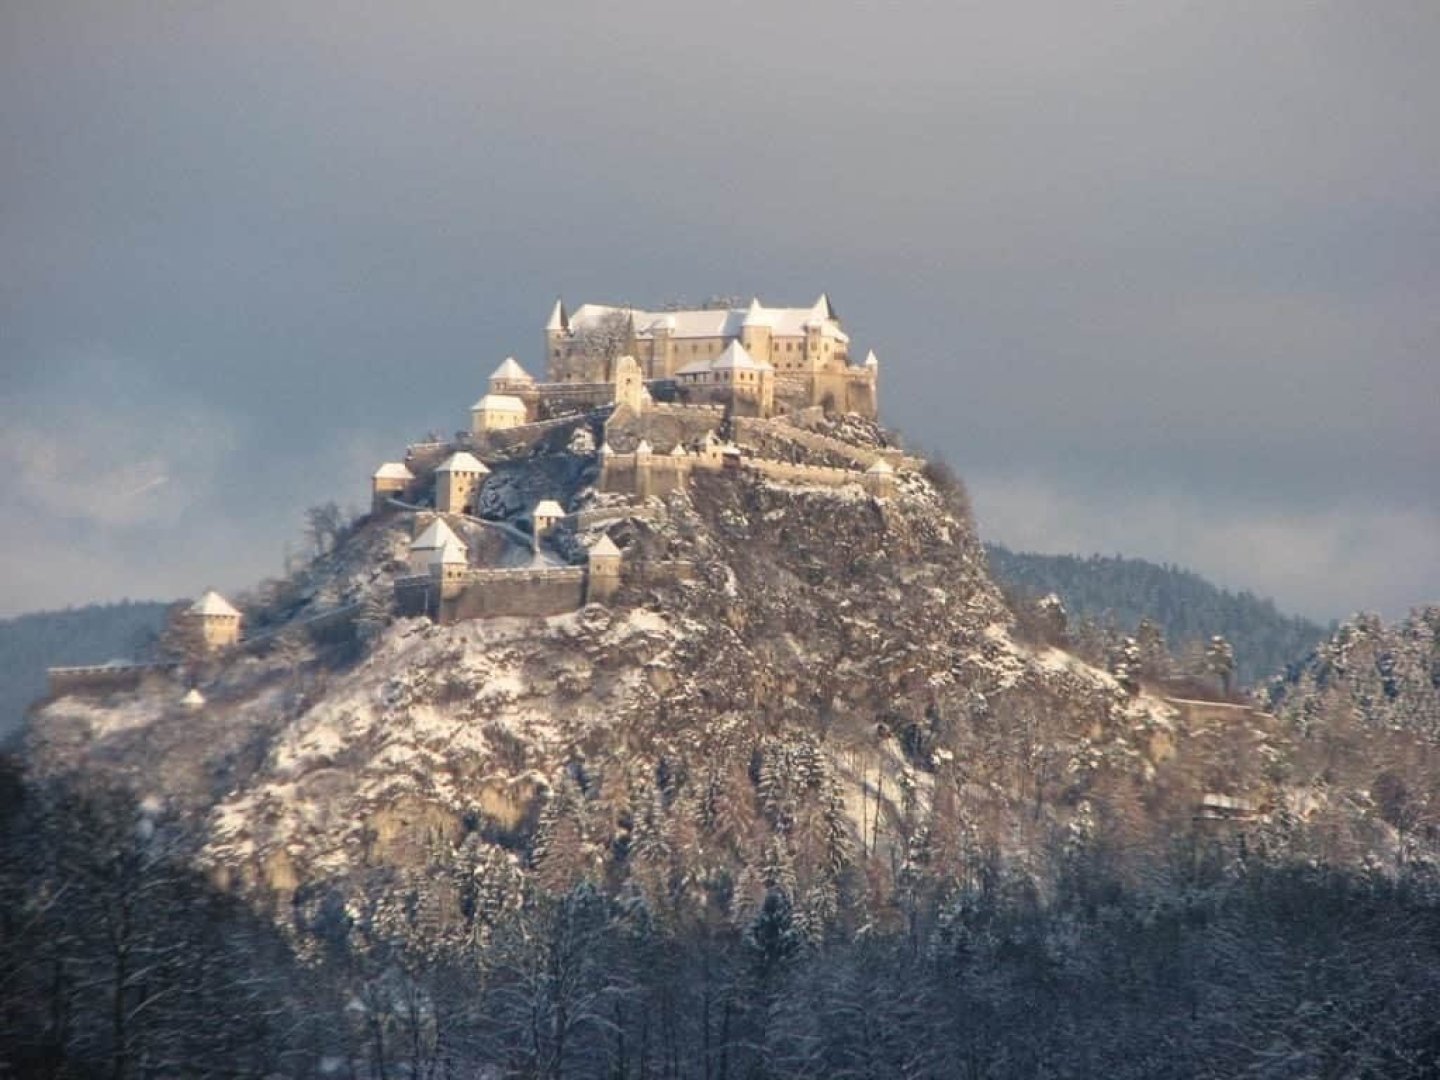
[0,601,172,742]
[984,544,1328,686]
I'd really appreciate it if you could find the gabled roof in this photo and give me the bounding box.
[564,299,844,342]
[470,393,528,413]
[190,590,240,618]
[545,299,568,332]
[181,688,207,707]
[438,537,468,564]
[373,462,415,481]
[598,441,615,456]
[670,443,688,457]
[533,499,565,518]
[590,534,622,558]
[490,356,533,383]
[436,451,489,474]
[634,438,654,455]
[675,341,775,378]
[411,518,461,551]
[710,341,774,373]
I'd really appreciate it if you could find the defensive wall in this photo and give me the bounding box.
[733,417,909,471]
[441,568,586,622]
[475,413,591,453]
[47,662,175,698]
[565,504,668,530]
[743,458,865,488]
[395,566,588,623]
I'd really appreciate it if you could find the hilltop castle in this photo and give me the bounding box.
[469,295,879,432]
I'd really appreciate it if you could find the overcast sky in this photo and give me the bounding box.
[2,2,1436,623]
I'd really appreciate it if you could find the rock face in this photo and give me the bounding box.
[32,418,1389,950]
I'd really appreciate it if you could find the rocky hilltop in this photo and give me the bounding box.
[26,413,1436,954]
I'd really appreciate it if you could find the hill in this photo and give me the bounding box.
[11,413,1440,1077]
[0,601,172,743]
[983,544,1328,686]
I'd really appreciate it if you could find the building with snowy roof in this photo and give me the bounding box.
[532,499,565,540]
[586,533,623,602]
[435,450,490,514]
[409,518,465,573]
[371,461,415,512]
[544,294,877,418]
[674,340,776,416]
[188,590,242,649]
[470,392,528,434]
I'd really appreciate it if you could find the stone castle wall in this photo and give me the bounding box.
[744,458,862,488]
[440,568,586,622]
[734,417,905,470]
[47,663,173,698]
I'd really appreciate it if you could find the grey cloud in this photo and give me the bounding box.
[1,2,1436,619]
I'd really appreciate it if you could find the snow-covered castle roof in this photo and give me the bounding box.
[373,462,415,481]
[435,451,489,474]
[489,356,533,383]
[411,518,462,552]
[675,340,775,378]
[561,295,847,344]
[471,393,528,414]
[190,590,240,618]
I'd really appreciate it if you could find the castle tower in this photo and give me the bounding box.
[545,298,569,374]
[613,354,650,414]
[371,462,415,513]
[864,458,896,498]
[586,534,622,603]
[471,393,528,434]
[740,298,773,365]
[435,451,489,514]
[649,315,675,378]
[409,517,464,573]
[188,590,242,650]
[489,356,535,394]
[532,499,565,548]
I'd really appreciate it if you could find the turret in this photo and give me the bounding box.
[435,451,489,514]
[409,517,463,573]
[545,298,569,375]
[371,462,415,513]
[613,354,650,414]
[864,458,896,498]
[187,590,242,650]
[586,534,622,603]
[532,499,565,548]
[740,298,773,364]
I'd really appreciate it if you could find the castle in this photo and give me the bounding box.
[468,295,878,432]
[48,292,894,697]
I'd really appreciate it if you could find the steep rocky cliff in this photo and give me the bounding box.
[28,419,1416,954]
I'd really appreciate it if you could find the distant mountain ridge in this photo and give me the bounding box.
[983,543,1329,686]
[0,601,172,742]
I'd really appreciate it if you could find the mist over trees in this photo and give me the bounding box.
[0,602,172,743]
[984,544,1329,686]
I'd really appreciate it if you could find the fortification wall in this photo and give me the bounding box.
[599,457,690,498]
[532,383,614,418]
[630,559,697,585]
[567,504,667,530]
[47,663,172,697]
[477,414,586,452]
[404,442,453,474]
[734,417,904,470]
[745,458,862,488]
[441,568,586,622]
